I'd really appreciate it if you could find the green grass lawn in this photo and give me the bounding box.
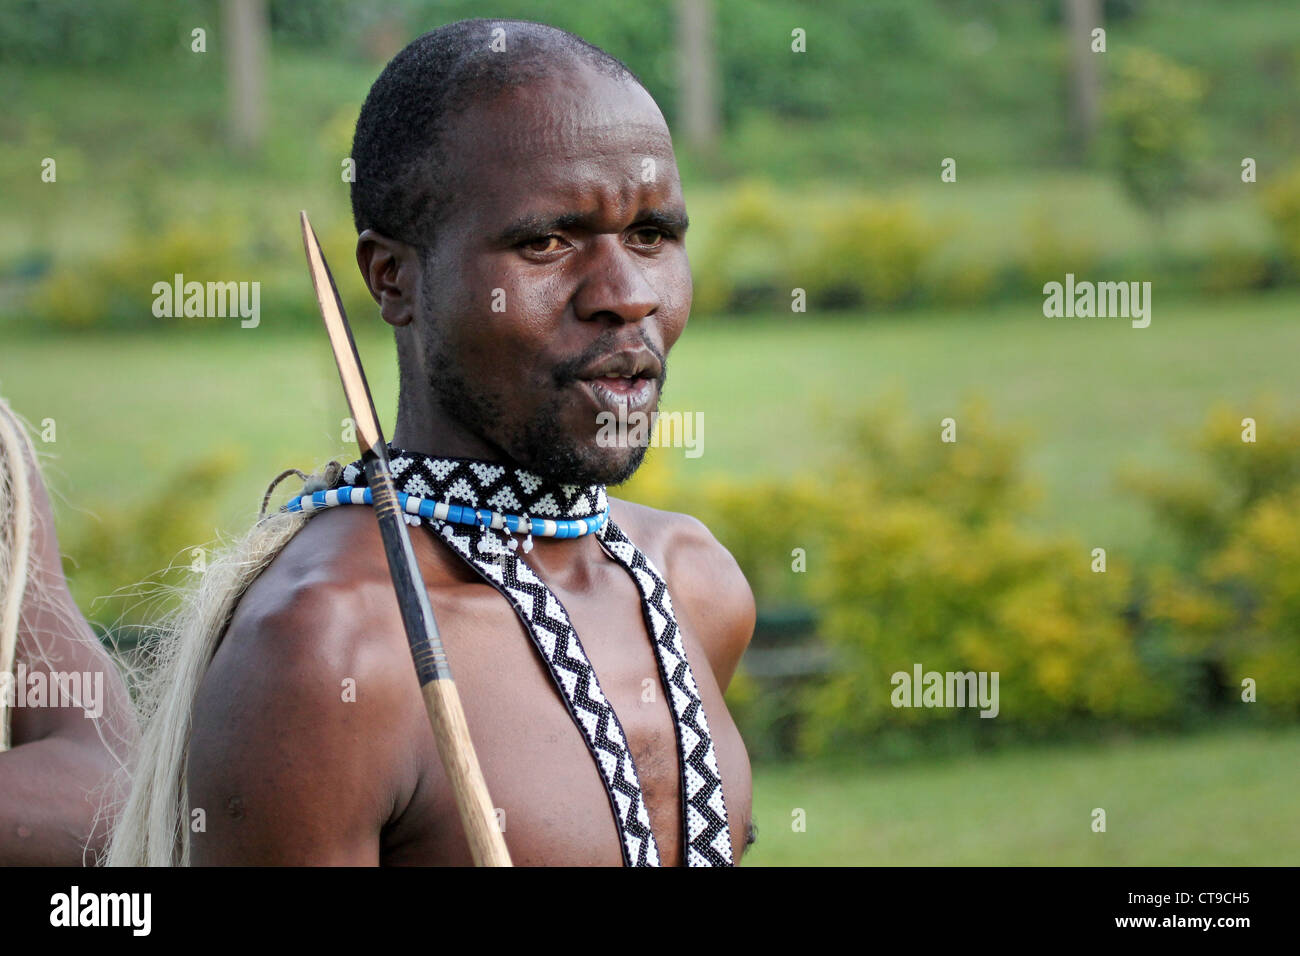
[1,288,1298,607]
[745,725,1300,865]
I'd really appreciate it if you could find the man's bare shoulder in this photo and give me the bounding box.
[225,505,476,666]
[607,497,755,690]
[226,507,396,665]
[188,507,435,863]
[204,506,445,755]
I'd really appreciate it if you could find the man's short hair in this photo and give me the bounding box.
[350,18,642,250]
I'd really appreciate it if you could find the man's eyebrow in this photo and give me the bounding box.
[494,207,690,245]
[495,212,588,246]
[634,207,690,234]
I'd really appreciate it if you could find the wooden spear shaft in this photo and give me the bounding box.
[299,211,511,867]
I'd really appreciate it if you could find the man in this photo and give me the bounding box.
[0,398,134,865]
[113,19,754,866]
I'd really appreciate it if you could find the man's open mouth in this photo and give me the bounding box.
[574,349,661,412]
[577,374,657,411]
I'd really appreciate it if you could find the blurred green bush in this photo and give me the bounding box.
[1104,47,1206,224]
[1120,401,1300,570]
[690,180,793,316]
[32,224,237,329]
[792,198,940,311]
[626,396,1158,757]
[680,179,1282,319]
[23,214,375,332]
[625,395,1300,760]
[1263,164,1300,281]
[68,449,244,632]
[1129,403,1300,720]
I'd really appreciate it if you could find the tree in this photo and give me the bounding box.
[1107,48,1205,224]
[676,0,720,157]
[1063,0,1101,161]
[223,0,270,154]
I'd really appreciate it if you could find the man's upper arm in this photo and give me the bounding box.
[668,513,756,692]
[0,411,136,863]
[8,423,134,752]
[186,578,414,864]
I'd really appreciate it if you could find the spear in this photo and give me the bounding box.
[299,211,511,867]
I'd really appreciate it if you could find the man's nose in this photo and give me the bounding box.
[572,236,660,325]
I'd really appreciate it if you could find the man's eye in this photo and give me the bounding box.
[522,235,564,254]
[629,227,667,247]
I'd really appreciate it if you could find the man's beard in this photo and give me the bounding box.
[425,344,660,487]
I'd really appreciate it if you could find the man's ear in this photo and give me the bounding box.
[356,229,420,327]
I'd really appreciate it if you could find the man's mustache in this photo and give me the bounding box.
[551,333,667,388]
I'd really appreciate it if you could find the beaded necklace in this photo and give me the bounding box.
[287,447,733,866]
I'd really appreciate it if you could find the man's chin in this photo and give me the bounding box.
[592,442,650,487]
[521,438,649,487]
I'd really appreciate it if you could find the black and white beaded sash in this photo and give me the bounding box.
[331,449,733,866]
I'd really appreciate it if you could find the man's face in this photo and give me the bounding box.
[415,64,691,484]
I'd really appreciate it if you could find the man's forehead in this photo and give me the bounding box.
[446,70,674,177]
[459,107,672,163]
[442,93,680,227]
[502,116,673,163]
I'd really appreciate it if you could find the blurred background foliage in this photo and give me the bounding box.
[2,0,1299,859]
[4,0,1300,326]
[622,399,1300,761]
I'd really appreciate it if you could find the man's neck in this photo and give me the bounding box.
[374,430,612,578]
[390,418,509,465]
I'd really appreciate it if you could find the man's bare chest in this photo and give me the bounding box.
[378,561,739,865]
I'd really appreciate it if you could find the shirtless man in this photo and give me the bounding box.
[181,20,754,866]
[0,399,134,865]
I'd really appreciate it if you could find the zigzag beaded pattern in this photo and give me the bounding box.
[596,520,734,866]
[325,447,731,865]
[433,518,659,866]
